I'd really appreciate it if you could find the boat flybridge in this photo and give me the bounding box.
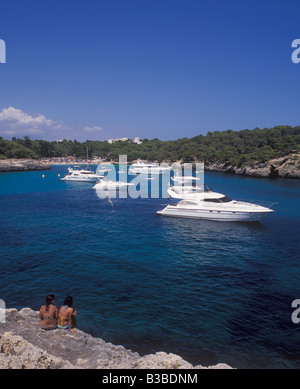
[129,159,171,175]
[157,185,275,222]
[61,166,104,182]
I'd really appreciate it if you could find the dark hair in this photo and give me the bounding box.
[64,296,73,307]
[45,294,55,311]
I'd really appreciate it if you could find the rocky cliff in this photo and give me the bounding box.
[0,308,232,369]
[0,159,50,172]
[204,153,300,178]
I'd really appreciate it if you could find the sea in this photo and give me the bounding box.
[0,164,300,369]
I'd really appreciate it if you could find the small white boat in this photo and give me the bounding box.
[129,160,171,175]
[93,180,134,190]
[97,168,112,173]
[171,174,200,183]
[157,187,275,222]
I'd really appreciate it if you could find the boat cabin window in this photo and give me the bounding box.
[204,196,232,203]
[173,187,202,193]
[178,201,199,206]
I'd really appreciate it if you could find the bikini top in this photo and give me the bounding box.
[58,305,73,326]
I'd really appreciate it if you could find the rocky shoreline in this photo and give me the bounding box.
[1,154,299,179]
[0,308,232,369]
[204,153,300,179]
[0,159,50,172]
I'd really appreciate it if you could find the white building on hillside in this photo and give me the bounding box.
[108,137,129,144]
[107,137,142,144]
[133,137,142,144]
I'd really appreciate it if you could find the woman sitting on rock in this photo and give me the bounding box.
[57,296,77,333]
[39,294,58,330]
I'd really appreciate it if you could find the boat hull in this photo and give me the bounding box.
[61,176,99,182]
[157,206,273,222]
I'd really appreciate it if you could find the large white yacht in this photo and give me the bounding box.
[61,167,103,182]
[158,186,275,222]
[129,160,171,175]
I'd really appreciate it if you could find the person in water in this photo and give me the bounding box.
[39,294,58,330]
[58,296,77,333]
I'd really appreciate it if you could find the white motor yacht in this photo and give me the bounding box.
[61,167,103,182]
[158,187,275,222]
[129,160,171,175]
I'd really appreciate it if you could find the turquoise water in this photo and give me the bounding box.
[0,165,300,368]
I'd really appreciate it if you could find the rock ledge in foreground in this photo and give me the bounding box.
[0,308,232,369]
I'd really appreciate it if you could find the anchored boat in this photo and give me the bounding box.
[158,186,275,222]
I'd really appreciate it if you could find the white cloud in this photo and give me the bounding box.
[0,106,105,141]
[0,106,67,138]
[83,126,103,133]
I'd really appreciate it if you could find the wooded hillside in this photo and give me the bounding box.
[1,125,299,167]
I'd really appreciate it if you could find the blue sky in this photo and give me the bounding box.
[0,0,300,141]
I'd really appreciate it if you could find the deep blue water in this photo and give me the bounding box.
[0,165,300,368]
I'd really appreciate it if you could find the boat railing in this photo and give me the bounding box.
[236,199,278,208]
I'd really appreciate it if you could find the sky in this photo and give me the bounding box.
[1,0,300,142]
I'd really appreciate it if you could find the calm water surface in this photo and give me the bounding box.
[0,165,300,368]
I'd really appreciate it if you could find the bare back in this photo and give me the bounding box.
[39,304,58,328]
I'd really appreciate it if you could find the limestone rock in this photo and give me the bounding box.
[0,332,75,369]
[0,159,50,172]
[204,153,300,179]
[134,352,194,369]
[0,308,233,369]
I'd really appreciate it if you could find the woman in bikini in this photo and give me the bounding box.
[57,296,77,333]
[39,294,58,330]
